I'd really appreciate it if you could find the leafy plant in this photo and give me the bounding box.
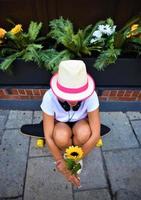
[45,17,106,71]
[0,15,141,73]
[0,21,45,71]
[48,16,102,56]
[93,15,141,70]
[39,49,73,72]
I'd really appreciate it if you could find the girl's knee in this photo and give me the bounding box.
[73,123,91,145]
[53,123,72,149]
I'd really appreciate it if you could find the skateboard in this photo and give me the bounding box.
[20,121,110,148]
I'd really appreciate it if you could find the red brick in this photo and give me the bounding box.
[26,89,33,95]
[102,90,111,96]
[40,89,46,96]
[4,95,22,100]
[20,96,31,100]
[124,90,133,97]
[11,89,19,95]
[137,96,141,101]
[0,89,6,96]
[99,96,108,101]
[18,89,26,95]
[117,90,125,96]
[110,90,118,96]
[118,97,137,101]
[0,95,9,99]
[138,91,141,98]
[31,95,42,100]
[131,91,140,97]
[32,89,41,96]
[108,96,120,101]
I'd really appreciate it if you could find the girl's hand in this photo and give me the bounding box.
[56,159,80,187]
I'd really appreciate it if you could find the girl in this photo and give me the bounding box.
[21,60,110,187]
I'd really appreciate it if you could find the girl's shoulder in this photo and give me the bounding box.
[85,91,99,102]
[43,89,54,100]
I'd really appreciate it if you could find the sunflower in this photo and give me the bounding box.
[64,146,83,161]
[10,24,23,35]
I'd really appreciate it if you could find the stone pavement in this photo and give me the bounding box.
[0,110,141,200]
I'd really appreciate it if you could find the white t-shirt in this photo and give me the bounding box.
[40,89,99,122]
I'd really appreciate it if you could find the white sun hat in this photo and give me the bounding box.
[50,60,95,101]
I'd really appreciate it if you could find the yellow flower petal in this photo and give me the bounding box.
[131,24,139,31]
[10,24,23,35]
[64,146,83,161]
[0,28,6,38]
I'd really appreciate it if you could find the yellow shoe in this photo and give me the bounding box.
[96,138,103,147]
[36,138,44,148]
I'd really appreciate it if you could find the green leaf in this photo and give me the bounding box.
[27,21,43,41]
[106,18,114,26]
[129,38,141,45]
[0,52,23,71]
[94,48,121,71]
[65,159,76,170]
[72,163,81,175]
[22,44,43,65]
[39,49,74,72]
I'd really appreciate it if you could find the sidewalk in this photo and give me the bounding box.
[0,110,141,200]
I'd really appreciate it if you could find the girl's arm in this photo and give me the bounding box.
[43,112,80,187]
[82,108,101,156]
[43,112,63,161]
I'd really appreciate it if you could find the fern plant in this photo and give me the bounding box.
[48,17,103,56]
[0,21,45,71]
[42,16,107,72]
[39,49,74,72]
[48,17,122,71]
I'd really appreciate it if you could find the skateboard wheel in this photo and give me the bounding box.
[96,138,103,147]
[36,139,44,148]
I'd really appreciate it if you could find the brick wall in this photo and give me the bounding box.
[0,88,141,101]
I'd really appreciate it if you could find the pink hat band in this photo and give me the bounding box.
[57,80,88,94]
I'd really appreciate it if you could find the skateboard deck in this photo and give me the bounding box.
[20,121,110,138]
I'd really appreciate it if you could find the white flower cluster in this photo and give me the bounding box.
[90,24,116,43]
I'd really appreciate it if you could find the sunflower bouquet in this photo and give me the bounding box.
[64,146,84,175]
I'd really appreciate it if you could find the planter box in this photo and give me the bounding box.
[0,59,52,86]
[0,58,141,87]
[82,58,141,87]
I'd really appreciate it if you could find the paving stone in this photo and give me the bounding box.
[29,138,51,157]
[5,110,33,129]
[101,112,139,150]
[24,157,73,200]
[75,148,107,190]
[131,120,141,144]
[0,130,4,144]
[33,111,42,123]
[0,110,10,116]
[74,189,111,200]
[103,149,141,197]
[0,115,7,130]
[0,129,29,198]
[115,189,141,200]
[126,112,141,120]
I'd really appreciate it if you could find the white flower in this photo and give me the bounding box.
[98,25,107,34]
[90,38,98,43]
[92,30,102,39]
[98,24,116,36]
[111,25,116,33]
